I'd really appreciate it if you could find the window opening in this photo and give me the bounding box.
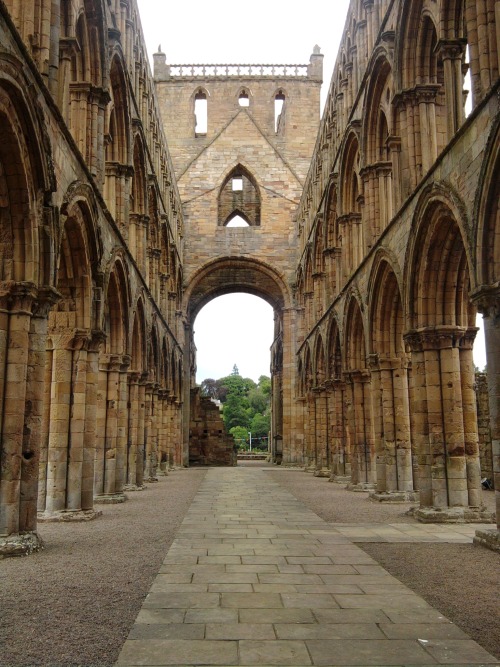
[238,91,250,107]
[232,177,243,191]
[194,91,207,136]
[464,44,471,118]
[226,215,249,227]
[275,90,285,133]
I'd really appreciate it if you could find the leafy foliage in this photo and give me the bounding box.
[199,369,271,449]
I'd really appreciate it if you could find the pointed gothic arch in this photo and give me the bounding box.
[218,164,261,227]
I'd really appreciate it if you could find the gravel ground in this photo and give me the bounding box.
[0,469,207,667]
[1,464,498,665]
[266,467,500,661]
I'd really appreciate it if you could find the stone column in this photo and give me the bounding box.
[416,86,440,174]
[81,331,103,511]
[407,328,491,523]
[347,370,375,490]
[370,355,416,501]
[95,354,126,503]
[330,380,350,483]
[368,355,385,492]
[148,384,160,481]
[343,375,356,482]
[438,40,466,138]
[293,396,306,467]
[0,283,42,556]
[44,333,73,515]
[314,386,330,477]
[125,372,141,488]
[460,329,483,507]
[405,333,430,503]
[158,390,169,474]
[22,288,59,530]
[66,332,90,513]
[136,374,147,485]
[388,136,402,213]
[473,288,500,550]
[115,355,131,495]
[41,328,102,520]
[394,356,415,494]
[144,383,155,480]
[174,400,183,467]
[305,390,316,472]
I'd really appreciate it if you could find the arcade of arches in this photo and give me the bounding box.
[0,0,499,556]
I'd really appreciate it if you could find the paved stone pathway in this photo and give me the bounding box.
[116,468,498,666]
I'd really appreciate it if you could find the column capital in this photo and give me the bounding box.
[0,281,38,313]
[70,329,92,351]
[120,354,132,372]
[436,38,467,61]
[32,286,61,319]
[404,326,468,351]
[470,284,500,319]
[89,329,106,352]
[128,371,142,384]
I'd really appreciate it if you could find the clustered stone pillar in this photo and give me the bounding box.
[0,283,56,556]
[405,327,490,522]
[314,386,330,476]
[346,370,375,489]
[39,328,103,520]
[329,379,351,483]
[473,289,500,550]
[125,372,141,489]
[369,355,416,501]
[94,354,127,503]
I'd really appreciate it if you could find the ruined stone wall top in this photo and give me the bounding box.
[154,49,323,181]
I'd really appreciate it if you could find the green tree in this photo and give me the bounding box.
[250,412,270,439]
[258,375,271,396]
[247,386,268,414]
[200,378,218,398]
[229,425,248,449]
[223,392,251,430]
[216,372,256,402]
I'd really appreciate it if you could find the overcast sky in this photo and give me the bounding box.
[137,0,487,382]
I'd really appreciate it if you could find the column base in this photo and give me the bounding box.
[329,474,351,484]
[38,509,103,522]
[314,468,331,478]
[473,529,500,552]
[415,506,496,524]
[370,490,420,503]
[346,482,376,492]
[123,484,146,492]
[94,492,127,504]
[0,532,44,558]
[146,476,159,483]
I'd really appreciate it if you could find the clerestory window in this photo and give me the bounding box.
[275,90,285,134]
[238,90,250,107]
[194,90,207,136]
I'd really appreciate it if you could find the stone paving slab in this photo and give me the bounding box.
[116,468,499,666]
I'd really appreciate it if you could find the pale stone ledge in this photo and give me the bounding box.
[37,509,103,523]
[473,529,500,552]
[415,506,496,524]
[0,533,44,558]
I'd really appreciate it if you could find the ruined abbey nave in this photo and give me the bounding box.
[0,0,499,556]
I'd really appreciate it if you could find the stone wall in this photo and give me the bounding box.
[189,389,236,466]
